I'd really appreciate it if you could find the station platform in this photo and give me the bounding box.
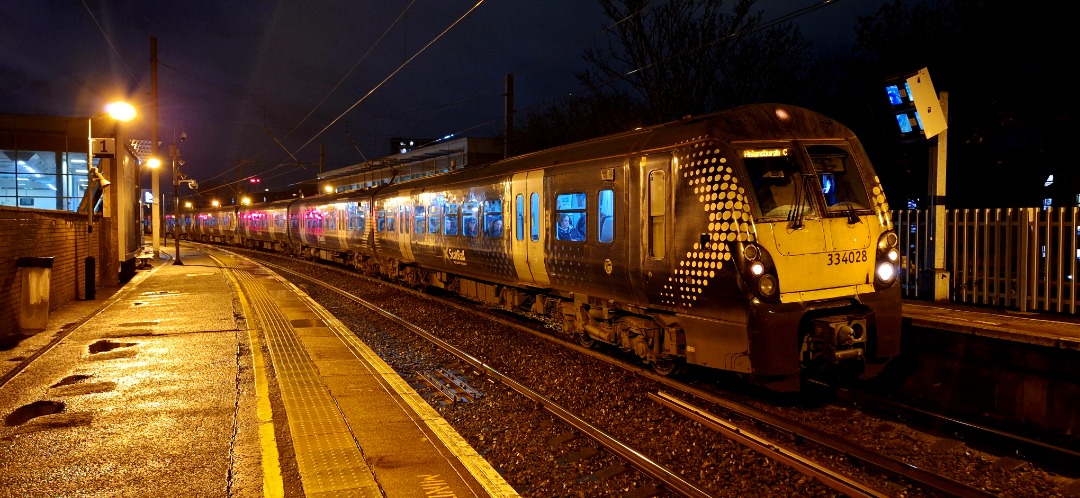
[0,245,518,497]
[902,300,1080,350]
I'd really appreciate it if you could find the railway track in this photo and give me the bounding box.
[230,246,1075,496]
[257,256,714,497]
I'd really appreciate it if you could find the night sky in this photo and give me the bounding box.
[3,1,883,195]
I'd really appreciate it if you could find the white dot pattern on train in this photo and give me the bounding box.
[666,140,757,308]
[871,177,893,229]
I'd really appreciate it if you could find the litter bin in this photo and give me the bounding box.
[17,256,54,331]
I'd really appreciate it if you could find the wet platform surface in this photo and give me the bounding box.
[0,245,517,497]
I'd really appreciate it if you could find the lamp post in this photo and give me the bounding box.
[85,101,135,300]
[170,141,183,265]
[169,131,196,265]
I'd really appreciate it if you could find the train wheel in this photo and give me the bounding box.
[651,357,681,376]
[578,333,595,348]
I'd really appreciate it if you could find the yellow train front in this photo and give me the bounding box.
[502,103,902,392]
[617,104,902,391]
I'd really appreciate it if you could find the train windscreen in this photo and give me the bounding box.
[742,144,871,220]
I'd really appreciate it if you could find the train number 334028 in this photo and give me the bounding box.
[826,250,868,266]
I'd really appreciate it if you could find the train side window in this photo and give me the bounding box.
[515,194,525,241]
[484,199,503,237]
[414,205,426,234]
[428,204,441,234]
[648,170,666,259]
[377,210,386,232]
[462,202,479,237]
[445,203,459,235]
[555,192,587,241]
[529,192,540,242]
[598,189,614,243]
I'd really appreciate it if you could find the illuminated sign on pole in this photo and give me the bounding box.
[884,67,947,141]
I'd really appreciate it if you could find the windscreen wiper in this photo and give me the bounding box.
[787,176,809,229]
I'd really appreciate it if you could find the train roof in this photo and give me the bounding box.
[289,103,857,204]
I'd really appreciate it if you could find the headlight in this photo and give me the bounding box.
[758,274,776,296]
[750,260,765,276]
[874,230,899,290]
[744,244,760,261]
[876,261,896,283]
[878,231,898,252]
[887,247,899,262]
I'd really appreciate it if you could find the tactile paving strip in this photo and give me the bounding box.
[231,262,381,497]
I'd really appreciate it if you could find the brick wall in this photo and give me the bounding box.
[0,206,101,337]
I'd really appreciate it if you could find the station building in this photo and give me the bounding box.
[0,112,144,337]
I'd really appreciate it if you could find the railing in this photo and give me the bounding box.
[895,207,1079,314]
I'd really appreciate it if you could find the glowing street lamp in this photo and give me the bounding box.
[84,100,136,300]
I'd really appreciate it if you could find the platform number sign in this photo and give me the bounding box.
[92,138,116,158]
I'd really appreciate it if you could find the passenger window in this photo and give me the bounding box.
[515,194,525,241]
[484,199,503,237]
[462,202,479,237]
[554,192,587,241]
[355,208,366,233]
[444,203,459,235]
[648,170,666,259]
[428,204,440,234]
[529,192,540,242]
[598,189,614,243]
[414,205,426,234]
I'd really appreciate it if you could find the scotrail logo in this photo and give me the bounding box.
[446,248,467,265]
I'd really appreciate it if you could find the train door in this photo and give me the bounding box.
[510,169,550,286]
[638,153,674,304]
[398,198,415,262]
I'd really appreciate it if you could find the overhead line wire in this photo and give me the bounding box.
[293,0,487,157]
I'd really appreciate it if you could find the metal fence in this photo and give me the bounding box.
[895,207,1079,314]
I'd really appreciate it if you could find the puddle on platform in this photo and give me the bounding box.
[5,400,64,426]
[88,340,136,354]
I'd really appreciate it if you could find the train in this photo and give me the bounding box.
[166,103,902,392]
